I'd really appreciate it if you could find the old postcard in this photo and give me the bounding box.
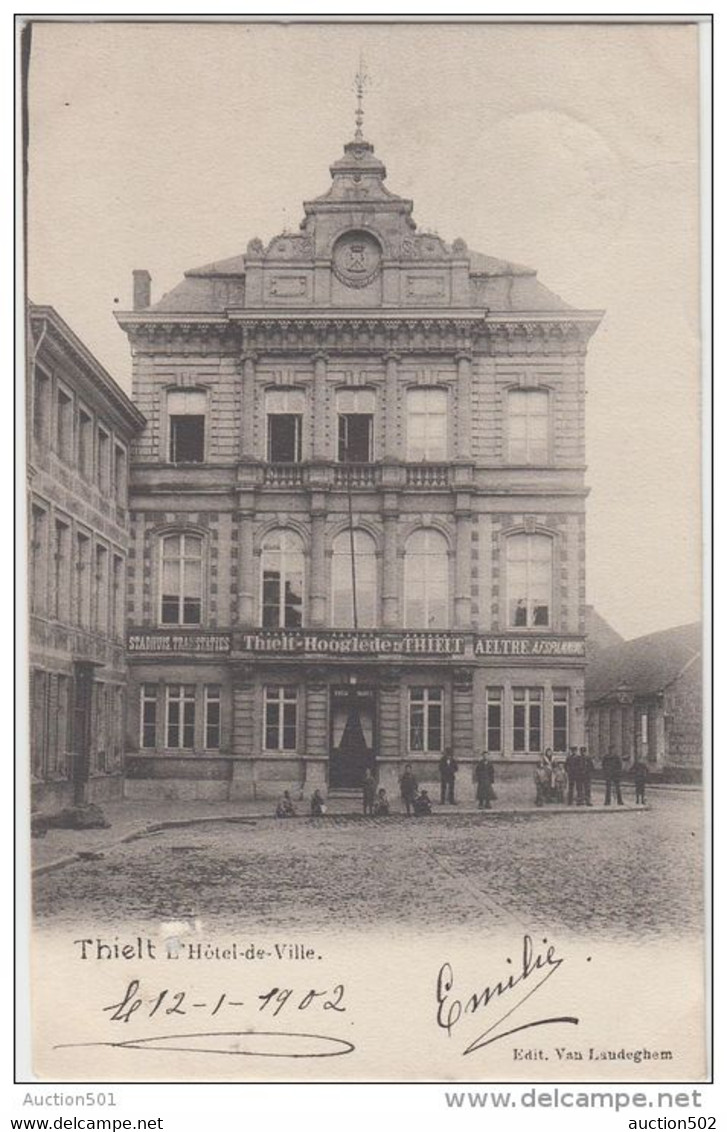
[21,17,708,1083]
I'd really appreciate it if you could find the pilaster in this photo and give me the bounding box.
[241,352,256,459]
[456,352,472,459]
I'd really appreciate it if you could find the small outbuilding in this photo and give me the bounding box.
[585,622,702,782]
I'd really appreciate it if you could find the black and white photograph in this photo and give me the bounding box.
[19,17,709,1084]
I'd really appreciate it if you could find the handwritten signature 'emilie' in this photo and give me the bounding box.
[436,934,579,1056]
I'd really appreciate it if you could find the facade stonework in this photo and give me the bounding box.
[117,133,602,801]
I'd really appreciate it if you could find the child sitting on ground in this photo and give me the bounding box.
[275,790,296,818]
[413,789,432,816]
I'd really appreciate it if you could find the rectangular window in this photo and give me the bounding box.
[486,687,503,753]
[166,684,196,749]
[552,688,569,752]
[161,533,203,626]
[408,687,443,752]
[264,686,298,751]
[33,367,50,445]
[141,684,158,749]
[170,416,205,463]
[75,531,91,628]
[30,504,48,614]
[640,711,649,745]
[56,386,73,462]
[168,390,206,463]
[114,444,127,504]
[507,533,553,628]
[513,688,543,753]
[78,408,93,478]
[338,414,373,462]
[268,414,302,462]
[52,518,71,621]
[507,389,549,464]
[97,427,110,491]
[407,388,448,461]
[112,554,124,638]
[94,544,109,634]
[204,685,221,750]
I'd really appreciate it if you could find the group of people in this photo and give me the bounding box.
[534,746,648,807]
[275,744,649,818]
[535,747,594,806]
[364,766,434,817]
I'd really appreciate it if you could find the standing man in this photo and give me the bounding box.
[474,751,495,810]
[603,747,624,806]
[438,748,459,805]
[565,746,579,806]
[580,746,595,807]
[399,762,418,816]
[362,768,376,816]
[633,758,648,805]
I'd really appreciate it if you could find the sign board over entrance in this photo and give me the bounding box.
[238,631,466,656]
[126,629,585,659]
[235,630,585,659]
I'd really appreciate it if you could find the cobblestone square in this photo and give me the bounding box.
[33,791,704,942]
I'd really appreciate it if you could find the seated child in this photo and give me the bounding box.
[413,789,433,816]
[275,790,296,818]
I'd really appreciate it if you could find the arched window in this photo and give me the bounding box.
[506,533,553,628]
[331,530,377,627]
[160,533,203,625]
[404,529,449,628]
[407,388,448,461]
[507,389,549,464]
[261,530,304,628]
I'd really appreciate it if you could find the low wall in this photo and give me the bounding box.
[121,754,541,804]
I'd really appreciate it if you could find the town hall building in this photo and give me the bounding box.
[116,117,602,802]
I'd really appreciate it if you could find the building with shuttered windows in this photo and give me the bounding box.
[116,126,602,801]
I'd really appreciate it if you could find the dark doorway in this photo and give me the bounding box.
[329,685,376,789]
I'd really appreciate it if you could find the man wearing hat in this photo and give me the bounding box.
[602,746,624,806]
[438,748,459,805]
[474,751,495,809]
[565,746,584,806]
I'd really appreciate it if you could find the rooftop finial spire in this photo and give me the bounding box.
[353,54,370,141]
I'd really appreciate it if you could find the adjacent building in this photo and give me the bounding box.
[584,605,624,657]
[116,126,602,802]
[27,304,146,811]
[585,621,703,782]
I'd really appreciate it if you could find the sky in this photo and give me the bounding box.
[25,19,704,641]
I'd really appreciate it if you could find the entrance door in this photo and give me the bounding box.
[329,686,376,789]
